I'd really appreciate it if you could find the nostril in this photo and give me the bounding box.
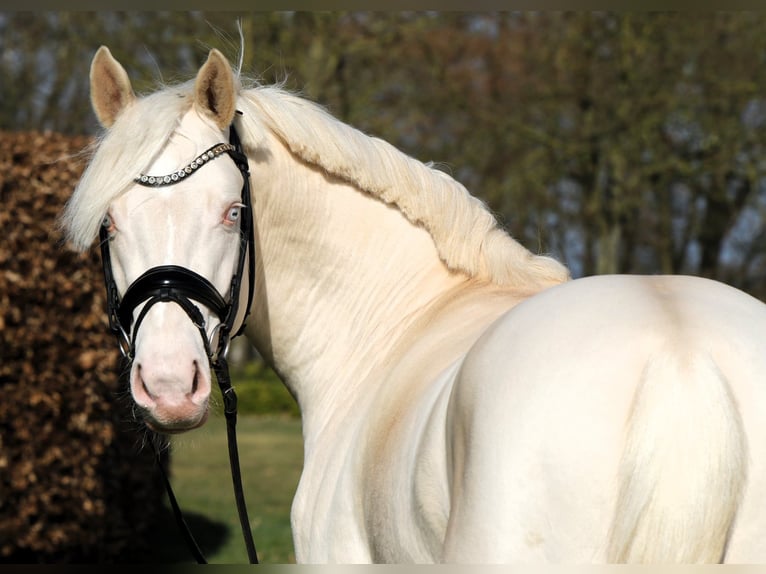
[139,365,153,399]
[191,361,199,396]
[187,361,210,407]
[132,363,156,408]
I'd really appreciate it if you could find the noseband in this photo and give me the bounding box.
[98,120,259,564]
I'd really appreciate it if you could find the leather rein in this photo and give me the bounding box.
[98,120,259,564]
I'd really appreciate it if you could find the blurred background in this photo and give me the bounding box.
[3,11,766,563]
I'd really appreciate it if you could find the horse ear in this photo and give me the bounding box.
[194,49,237,130]
[89,46,135,129]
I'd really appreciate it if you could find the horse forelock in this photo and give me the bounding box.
[238,85,570,292]
[62,84,195,251]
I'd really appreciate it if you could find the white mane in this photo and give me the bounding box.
[238,85,569,292]
[63,77,569,292]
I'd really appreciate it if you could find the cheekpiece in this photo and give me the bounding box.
[135,143,236,187]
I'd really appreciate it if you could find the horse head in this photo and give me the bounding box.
[89,47,250,433]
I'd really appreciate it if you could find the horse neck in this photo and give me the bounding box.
[247,143,468,434]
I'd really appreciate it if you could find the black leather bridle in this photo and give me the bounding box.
[98,120,259,564]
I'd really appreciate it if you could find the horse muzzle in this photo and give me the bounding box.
[130,344,212,433]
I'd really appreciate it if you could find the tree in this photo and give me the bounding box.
[5,12,766,296]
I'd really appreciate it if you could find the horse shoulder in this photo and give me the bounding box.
[349,284,525,561]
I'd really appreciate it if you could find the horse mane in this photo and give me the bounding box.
[63,73,569,292]
[238,85,569,292]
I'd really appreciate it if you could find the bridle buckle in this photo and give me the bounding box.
[115,321,132,360]
[209,321,232,364]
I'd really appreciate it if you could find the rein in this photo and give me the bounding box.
[98,120,259,564]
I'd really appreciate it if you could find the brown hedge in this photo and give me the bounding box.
[0,131,167,562]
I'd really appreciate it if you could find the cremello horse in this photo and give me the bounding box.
[63,46,766,563]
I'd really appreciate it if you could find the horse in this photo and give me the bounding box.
[62,45,766,563]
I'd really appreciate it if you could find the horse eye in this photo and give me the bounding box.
[224,204,243,225]
[102,214,114,229]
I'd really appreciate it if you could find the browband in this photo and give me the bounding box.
[135,143,236,187]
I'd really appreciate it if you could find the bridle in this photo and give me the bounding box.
[98,119,259,564]
[100,126,254,364]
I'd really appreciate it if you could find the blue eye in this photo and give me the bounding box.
[102,214,114,229]
[224,204,244,225]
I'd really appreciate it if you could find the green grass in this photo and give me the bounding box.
[147,414,304,564]
[229,360,300,417]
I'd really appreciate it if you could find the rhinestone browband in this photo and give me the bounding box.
[135,143,236,187]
